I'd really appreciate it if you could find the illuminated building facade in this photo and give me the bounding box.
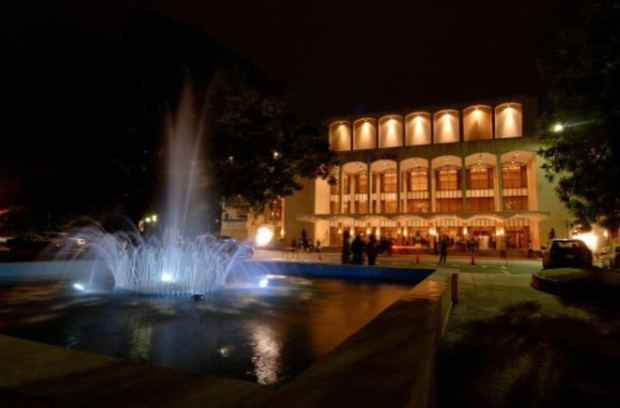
[284,97,572,253]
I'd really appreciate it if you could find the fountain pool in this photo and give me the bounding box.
[0,261,431,385]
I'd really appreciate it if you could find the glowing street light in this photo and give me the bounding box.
[255,225,274,247]
[552,123,564,133]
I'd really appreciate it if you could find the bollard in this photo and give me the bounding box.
[470,255,475,265]
[451,273,458,304]
[318,253,322,261]
[416,254,420,264]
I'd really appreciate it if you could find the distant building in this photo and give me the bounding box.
[224,97,577,253]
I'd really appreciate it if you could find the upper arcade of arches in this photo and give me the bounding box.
[329,100,527,151]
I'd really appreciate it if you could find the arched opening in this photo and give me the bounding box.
[495,102,522,139]
[433,109,460,144]
[432,156,463,212]
[465,153,497,211]
[353,118,377,150]
[501,151,536,211]
[342,162,368,214]
[378,115,404,148]
[329,121,352,151]
[405,112,431,146]
[463,105,492,141]
[370,160,397,214]
[400,158,430,213]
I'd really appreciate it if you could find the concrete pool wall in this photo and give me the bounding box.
[257,260,435,283]
[0,261,456,407]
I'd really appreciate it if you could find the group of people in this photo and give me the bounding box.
[340,231,381,265]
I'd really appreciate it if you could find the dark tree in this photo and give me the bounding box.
[537,0,620,230]
[206,61,335,212]
[0,12,334,231]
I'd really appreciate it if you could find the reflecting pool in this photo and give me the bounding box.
[0,272,410,385]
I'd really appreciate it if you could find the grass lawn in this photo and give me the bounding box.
[536,267,594,281]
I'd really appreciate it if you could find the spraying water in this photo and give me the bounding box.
[62,87,254,295]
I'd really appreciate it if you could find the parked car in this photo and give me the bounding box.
[541,239,593,269]
[5,234,50,250]
[600,245,620,269]
[43,232,87,248]
[215,234,254,259]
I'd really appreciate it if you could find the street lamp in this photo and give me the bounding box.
[552,123,564,133]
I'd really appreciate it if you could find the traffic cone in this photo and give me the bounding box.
[470,255,475,265]
[416,254,420,264]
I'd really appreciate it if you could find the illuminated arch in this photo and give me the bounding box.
[433,109,460,144]
[463,105,492,141]
[405,112,431,146]
[353,117,377,150]
[328,121,352,151]
[378,115,404,148]
[495,102,522,139]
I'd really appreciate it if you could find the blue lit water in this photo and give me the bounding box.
[0,261,415,385]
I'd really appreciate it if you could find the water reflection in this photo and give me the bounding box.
[248,322,282,385]
[0,277,411,385]
[129,323,154,361]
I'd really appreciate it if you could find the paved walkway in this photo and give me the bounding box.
[438,273,620,408]
[257,250,620,407]
[255,249,542,275]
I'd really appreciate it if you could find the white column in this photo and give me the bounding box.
[397,160,402,213]
[496,155,504,211]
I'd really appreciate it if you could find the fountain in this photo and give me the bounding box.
[62,87,251,295]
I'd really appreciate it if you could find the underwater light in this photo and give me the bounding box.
[259,278,269,288]
[73,283,85,291]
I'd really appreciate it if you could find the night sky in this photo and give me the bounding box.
[4,0,583,121]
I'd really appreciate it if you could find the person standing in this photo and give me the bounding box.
[301,228,308,251]
[366,234,379,266]
[341,231,351,264]
[291,239,298,260]
[351,234,365,265]
[548,227,556,241]
[438,235,448,265]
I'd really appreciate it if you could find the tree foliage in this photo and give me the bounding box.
[206,61,335,212]
[0,12,334,230]
[537,0,620,230]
